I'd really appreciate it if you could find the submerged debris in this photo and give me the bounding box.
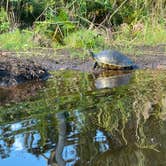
[0,54,50,87]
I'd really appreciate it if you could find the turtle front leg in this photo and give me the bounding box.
[93,62,98,69]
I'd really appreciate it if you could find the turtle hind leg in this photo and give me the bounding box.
[93,62,98,69]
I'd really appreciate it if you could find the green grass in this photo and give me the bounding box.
[112,23,166,46]
[0,29,35,51]
[0,23,165,57]
[141,24,166,45]
[63,29,105,49]
[104,22,166,56]
[60,23,166,57]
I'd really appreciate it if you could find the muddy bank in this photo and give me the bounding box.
[0,46,166,87]
[33,49,166,72]
[0,54,50,87]
[25,45,166,71]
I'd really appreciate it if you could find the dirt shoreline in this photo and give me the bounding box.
[0,47,166,87]
[38,53,166,72]
[28,47,166,72]
[1,49,166,72]
[0,53,50,87]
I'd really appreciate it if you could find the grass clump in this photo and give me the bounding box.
[109,21,166,55]
[63,29,105,49]
[113,22,166,46]
[0,29,35,51]
[139,23,166,45]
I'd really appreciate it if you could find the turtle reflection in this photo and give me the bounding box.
[94,71,132,89]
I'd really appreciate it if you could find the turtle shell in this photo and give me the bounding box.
[94,50,134,69]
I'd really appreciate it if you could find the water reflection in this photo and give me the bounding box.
[94,71,132,89]
[42,111,72,166]
[0,81,46,105]
[0,70,166,165]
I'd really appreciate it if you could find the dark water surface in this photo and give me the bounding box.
[0,70,166,166]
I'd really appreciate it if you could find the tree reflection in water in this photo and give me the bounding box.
[0,70,166,165]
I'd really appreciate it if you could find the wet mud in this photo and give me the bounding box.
[0,53,50,87]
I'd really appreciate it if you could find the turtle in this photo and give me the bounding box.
[89,50,136,70]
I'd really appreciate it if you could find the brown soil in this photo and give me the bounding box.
[0,53,50,87]
[30,45,166,72]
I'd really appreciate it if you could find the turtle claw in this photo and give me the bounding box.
[93,62,98,69]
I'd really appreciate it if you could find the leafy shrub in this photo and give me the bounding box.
[0,8,10,33]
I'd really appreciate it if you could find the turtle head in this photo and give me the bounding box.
[88,50,95,59]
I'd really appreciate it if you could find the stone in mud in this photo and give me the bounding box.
[0,54,50,87]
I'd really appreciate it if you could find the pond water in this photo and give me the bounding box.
[0,70,166,166]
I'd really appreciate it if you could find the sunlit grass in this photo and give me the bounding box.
[0,23,165,57]
[112,23,166,45]
[0,29,35,51]
[107,22,166,55]
[63,29,105,49]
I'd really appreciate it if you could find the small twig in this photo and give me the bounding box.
[77,15,96,28]
[89,15,96,30]
[35,21,78,25]
[108,0,128,23]
[99,12,111,27]
[35,7,48,22]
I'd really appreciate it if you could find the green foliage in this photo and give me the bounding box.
[0,29,35,50]
[33,9,76,45]
[0,0,165,50]
[0,8,10,33]
[1,0,165,28]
